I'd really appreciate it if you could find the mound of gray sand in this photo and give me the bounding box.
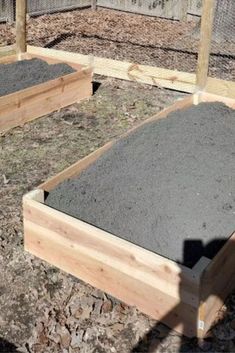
[0,58,75,96]
[46,102,235,268]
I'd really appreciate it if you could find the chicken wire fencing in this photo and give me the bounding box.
[209,0,235,81]
[0,0,15,49]
[25,0,201,76]
[0,0,234,84]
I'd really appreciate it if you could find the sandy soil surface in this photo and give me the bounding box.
[0,8,234,80]
[0,58,75,96]
[46,102,235,269]
[0,76,235,353]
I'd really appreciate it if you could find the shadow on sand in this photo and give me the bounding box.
[131,238,235,352]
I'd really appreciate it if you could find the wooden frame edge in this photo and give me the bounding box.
[0,45,16,58]
[0,54,93,133]
[23,188,200,337]
[23,93,235,338]
[27,46,235,99]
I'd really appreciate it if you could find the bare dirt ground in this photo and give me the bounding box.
[0,76,235,353]
[0,8,235,80]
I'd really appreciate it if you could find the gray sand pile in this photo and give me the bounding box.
[0,58,75,96]
[46,102,235,268]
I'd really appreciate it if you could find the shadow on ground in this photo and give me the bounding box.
[93,81,102,94]
[131,238,235,352]
[0,338,18,353]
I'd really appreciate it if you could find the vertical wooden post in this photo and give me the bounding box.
[91,0,97,10]
[16,0,27,56]
[196,0,215,91]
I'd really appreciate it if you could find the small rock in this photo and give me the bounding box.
[101,299,113,314]
[70,331,84,349]
[2,174,10,184]
[80,306,92,320]
[59,326,71,349]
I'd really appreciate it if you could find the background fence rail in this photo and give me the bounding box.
[1,0,203,22]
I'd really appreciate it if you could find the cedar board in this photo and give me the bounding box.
[0,53,92,133]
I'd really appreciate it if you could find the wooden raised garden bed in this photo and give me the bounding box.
[23,92,235,338]
[0,53,92,133]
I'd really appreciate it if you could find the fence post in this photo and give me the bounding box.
[91,0,97,10]
[16,0,27,56]
[196,0,215,91]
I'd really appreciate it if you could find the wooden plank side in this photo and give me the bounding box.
[0,45,15,58]
[0,77,91,133]
[198,91,235,337]
[196,0,215,90]
[0,53,19,64]
[198,92,235,109]
[0,68,92,132]
[40,95,194,191]
[24,197,198,299]
[205,78,235,100]
[0,67,92,108]
[28,46,235,99]
[200,232,235,334]
[24,219,199,337]
[27,46,196,93]
[23,196,200,337]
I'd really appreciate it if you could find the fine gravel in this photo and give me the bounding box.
[0,58,75,96]
[46,102,235,268]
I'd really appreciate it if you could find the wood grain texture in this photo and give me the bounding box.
[198,92,235,109]
[24,194,199,337]
[16,0,27,55]
[205,78,235,100]
[0,45,15,58]
[200,232,235,334]
[27,45,196,93]
[0,55,92,133]
[196,0,215,90]
[28,46,235,99]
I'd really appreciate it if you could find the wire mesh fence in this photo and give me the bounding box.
[0,0,234,84]
[23,0,201,76]
[0,0,15,50]
[209,0,235,80]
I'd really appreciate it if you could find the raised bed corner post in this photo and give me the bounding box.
[16,0,27,58]
[196,0,215,91]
